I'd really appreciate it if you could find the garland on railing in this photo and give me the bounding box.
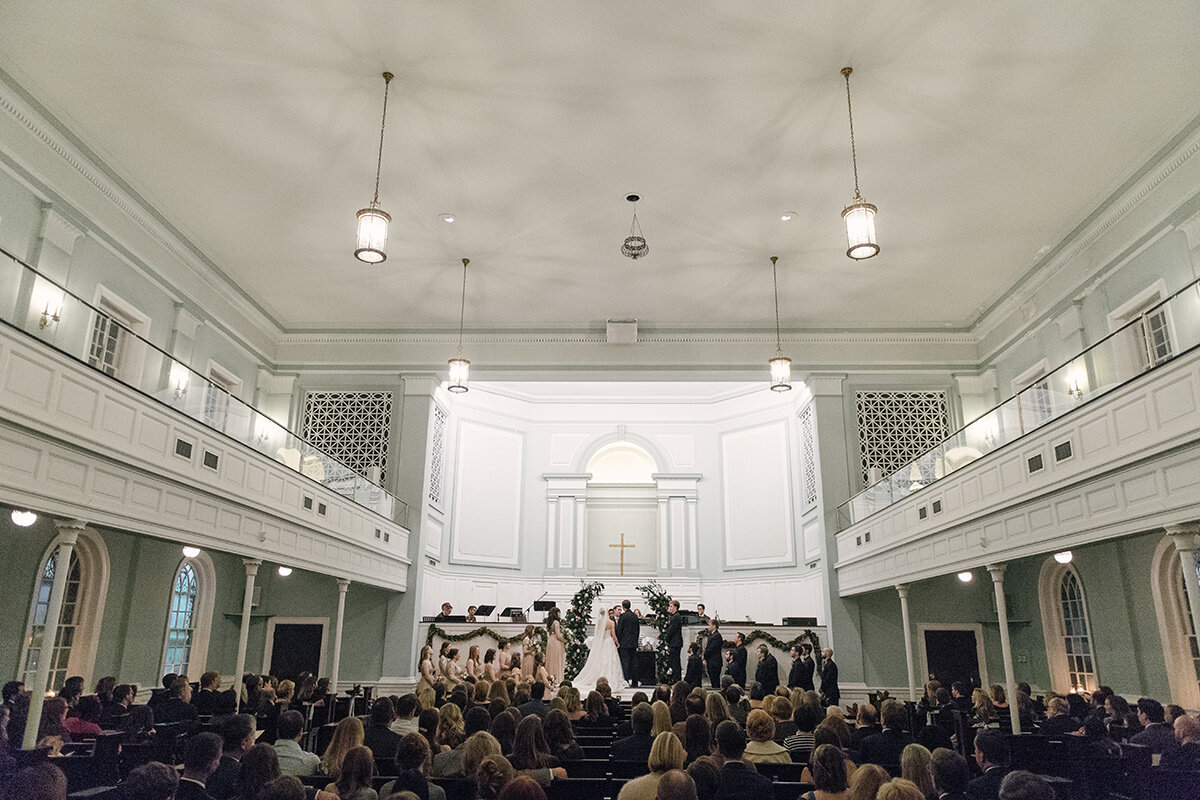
[424,624,548,654]
[636,581,673,682]
[564,581,605,681]
[696,627,822,660]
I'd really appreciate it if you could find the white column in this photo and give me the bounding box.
[1169,524,1200,645]
[233,559,262,685]
[329,579,351,695]
[657,498,670,568]
[545,497,558,569]
[987,563,1021,735]
[575,497,588,572]
[23,521,83,749]
[896,583,917,702]
[686,498,698,570]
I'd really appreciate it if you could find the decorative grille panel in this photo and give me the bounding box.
[855,390,948,485]
[302,391,393,481]
[429,405,448,507]
[799,405,818,509]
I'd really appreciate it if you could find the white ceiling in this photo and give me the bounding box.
[2,2,1199,335]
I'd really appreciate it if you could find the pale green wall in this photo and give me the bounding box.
[0,512,393,688]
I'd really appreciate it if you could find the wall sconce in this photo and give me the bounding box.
[1066,369,1086,400]
[169,362,191,400]
[39,302,61,330]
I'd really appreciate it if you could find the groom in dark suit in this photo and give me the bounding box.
[662,600,684,683]
[616,600,641,687]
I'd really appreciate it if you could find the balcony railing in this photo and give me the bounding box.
[0,248,407,525]
[838,276,1200,528]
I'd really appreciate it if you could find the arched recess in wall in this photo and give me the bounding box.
[161,551,216,678]
[20,526,111,689]
[577,433,665,478]
[1038,556,1099,694]
[1150,535,1200,708]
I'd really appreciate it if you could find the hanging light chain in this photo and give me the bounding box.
[372,72,395,207]
[771,256,783,353]
[456,258,469,356]
[842,67,862,201]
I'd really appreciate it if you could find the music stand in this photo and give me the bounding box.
[474,605,496,619]
[533,600,556,612]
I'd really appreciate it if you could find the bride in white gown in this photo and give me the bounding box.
[571,607,627,692]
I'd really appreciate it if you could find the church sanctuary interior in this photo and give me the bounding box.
[4,3,1200,797]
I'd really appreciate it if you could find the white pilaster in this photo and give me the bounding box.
[987,563,1021,735]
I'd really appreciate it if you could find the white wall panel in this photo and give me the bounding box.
[450,420,524,567]
[721,421,795,568]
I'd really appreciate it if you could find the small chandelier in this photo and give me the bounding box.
[840,67,879,260]
[354,71,395,263]
[768,256,792,392]
[621,194,649,260]
[447,258,471,393]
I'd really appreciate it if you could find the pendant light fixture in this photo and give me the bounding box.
[840,67,879,260]
[447,258,471,393]
[621,194,649,260]
[354,71,394,263]
[768,256,792,392]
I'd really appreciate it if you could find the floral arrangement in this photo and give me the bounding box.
[564,581,605,681]
[636,581,673,682]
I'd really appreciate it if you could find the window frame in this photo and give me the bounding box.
[1038,556,1099,695]
[160,552,216,679]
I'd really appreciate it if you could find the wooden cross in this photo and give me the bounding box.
[608,532,636,576]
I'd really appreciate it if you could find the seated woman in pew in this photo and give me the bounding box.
[543,710,583,763]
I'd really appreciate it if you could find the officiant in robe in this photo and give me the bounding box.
[703,619,724,688]
[616,601,641,687]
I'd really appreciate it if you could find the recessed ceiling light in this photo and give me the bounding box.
[182,546,201,558]
[278,566,293,577]
[439,213,456,223]
[957,571,973,583]
[780,212,797,221]
[11,510,37,527]
[1054,550,1073,564]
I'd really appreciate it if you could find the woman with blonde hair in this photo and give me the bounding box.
[743,709,790,764]
[320,716,364,779]
[900,744,936,800]
[703,692,731,728]
[437,703,467,750]
[563,687,585,721]
[617,731,686,800]
[415,645,437,695]
[417,687,436,711]
[651,701,674,737]
[846,764,888,800]
[971,688,996,728]
[475,754,516,800]
[875,778,926,800]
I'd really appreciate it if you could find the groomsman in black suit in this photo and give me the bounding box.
[820,648,840,707]
[703,619,724,689]
[662,600,684,683]
[729,633,748,688]
[755,644,780,694]
[789,644,816,691]
[616,600,641,687]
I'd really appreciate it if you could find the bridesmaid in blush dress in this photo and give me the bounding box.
[521,624,536,677]
[545,606,566,684]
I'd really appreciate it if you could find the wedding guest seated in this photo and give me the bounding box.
[1104,695,1141,738]
[379,732,447,800]
[848,763,890,800]
[800,724,859,783]
[63,695,102,739]
[157,676,200,725]
[433,706,492,776]
[656,769,699,800]
[256,777,307,800]
[323,746,376,800]
[390,694,420,736]
[123,762,180,800]
[543,709,583,763]
[877,778,927,800]
[363,698,401,762]
[965,730,1009,800]
[510,715,560,771]
[687,756,721,800]
[930,747,970,800]
[771,698,797,740]
[1036,697,1079,738]
[1078,717,1121,757]
[712,720,772,798]
[596,678,623,720]
[784,699,822,763]
[193,671,224,716]
[1165,704,1188,727]
[1163,714,1200,768]
[722,686,749,726]
[205,713,257,799]
[38,696,70,744]
[1130,697,1179,757]
[859,700,914,768]
[176,732,223,800]
[901,743,936,800]
[808,743,851,800]
[489,711,517,755]
[850,704,880,752]
[915,681,941,719]
[519,682,550,718]
[742,709,790,764]
[8,762,68,800]
[617,731,686,800]
[581,691,611,725]
[683,714,714,767]
[997,771,1055,800]
[148,674,177,710]
[704,693,732,732]
[322,717,365,780]
[613,703,657,763]
[476,755,517,800]
[274,710,320,776]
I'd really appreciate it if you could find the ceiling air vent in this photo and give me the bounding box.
[932,499,943,514]
[317,502,327,516]
[1027,453,1044,474]
[174,438,193,459]
[303,496,314,510]
[1053,441,1073,462]
[918,506,928,520]
[202,451,219,470]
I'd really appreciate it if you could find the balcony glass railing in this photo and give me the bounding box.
[838,276,1200,528]
[0,249,407,525]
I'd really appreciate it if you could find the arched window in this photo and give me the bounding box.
[1151,536,1200,707]
[1059,570,1097,692]
[162,553,216,678]
[1038,557,1097,694]
[22,550,82,690]
[164,562,198,676]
